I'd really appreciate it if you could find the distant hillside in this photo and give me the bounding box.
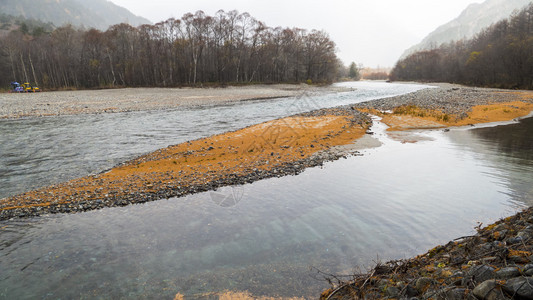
[391,3,533,89]
[0,14,55,38]
[401,0,532,59]
[0,0,150,30]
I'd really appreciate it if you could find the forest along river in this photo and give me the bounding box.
[1,82,533,298]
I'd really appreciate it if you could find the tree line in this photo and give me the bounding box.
[390,3,533,90]
[0,10,342,89]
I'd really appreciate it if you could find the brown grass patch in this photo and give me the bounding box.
[376,101,533,131]
[454,101,533,126]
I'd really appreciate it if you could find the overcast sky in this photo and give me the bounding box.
[110,0,482,68]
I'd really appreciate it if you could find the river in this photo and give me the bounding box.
[0,81,426,199]
[1,82,532,299]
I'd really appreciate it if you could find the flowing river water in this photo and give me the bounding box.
[1,82,533,298]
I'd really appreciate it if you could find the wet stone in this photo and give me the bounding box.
[435,287,468,300]
[492,241,505,248]
[509,255,530,264]
[496,267,521,279]
[415,277,435,291]
[473,280,509,300]
[524,264,533,276]
[507,236,525,244]
[480,242,494,251]
[502,277,533,300]
[376,279,389,291]
[494,230,508,240]
[517,231,532,240]
[404,284,419,297]
[463,265,496,286]
[494,224,507,231]
[482,257,498,264]
[385,286,400,297]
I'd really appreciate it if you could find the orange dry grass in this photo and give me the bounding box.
[214,291,304,300]
[508,249,532,257]
[455,101,533,125]
[1,115,367,212]
[379,101,533,131]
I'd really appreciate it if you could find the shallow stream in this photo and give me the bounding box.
[1,82,532,298]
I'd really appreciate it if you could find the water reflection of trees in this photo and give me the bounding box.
[470,117,533,162]
[446,117,533,207]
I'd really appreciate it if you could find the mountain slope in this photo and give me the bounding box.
[401,0,532,58]
[0,0,150,30]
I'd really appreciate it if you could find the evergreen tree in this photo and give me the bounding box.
[348,62,360,80]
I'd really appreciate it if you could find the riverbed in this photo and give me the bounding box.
[0,82,426,199]
[1,82,532,298]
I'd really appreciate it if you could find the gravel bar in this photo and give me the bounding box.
[0,106,370,221]
[355,83,533,117]
[0,84,349,119]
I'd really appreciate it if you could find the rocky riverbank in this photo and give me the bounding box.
[321,207,533,300]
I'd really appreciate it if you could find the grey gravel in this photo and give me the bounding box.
[0,84,349,119]
[354,83,532,119]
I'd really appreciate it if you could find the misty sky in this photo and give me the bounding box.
[110,0,482,67]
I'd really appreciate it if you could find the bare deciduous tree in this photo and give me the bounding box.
[1,10,341,89]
